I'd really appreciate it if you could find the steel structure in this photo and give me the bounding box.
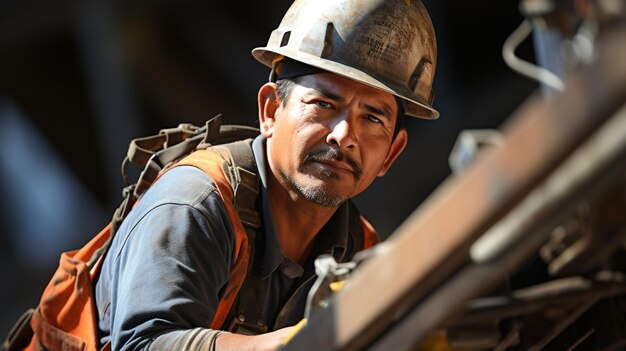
[283,20,626,351]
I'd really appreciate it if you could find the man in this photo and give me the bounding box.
[94,0,438,350]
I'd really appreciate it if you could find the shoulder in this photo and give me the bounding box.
[110,165,237,263]
[144,165,223,214]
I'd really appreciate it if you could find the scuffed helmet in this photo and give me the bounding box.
[252,0,439,119]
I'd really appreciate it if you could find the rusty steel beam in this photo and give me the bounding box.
[282,24,626,351]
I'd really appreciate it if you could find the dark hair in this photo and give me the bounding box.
[275,78,405,139]
[276,78,299,105]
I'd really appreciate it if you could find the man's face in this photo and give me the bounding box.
[261,72,408,207]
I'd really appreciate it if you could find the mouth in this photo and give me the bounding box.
[304,148,362,180]
[312,160,355,175]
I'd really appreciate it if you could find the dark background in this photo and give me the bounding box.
[0,0,537,334]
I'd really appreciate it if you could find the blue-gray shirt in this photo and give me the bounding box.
[95,136,363,351]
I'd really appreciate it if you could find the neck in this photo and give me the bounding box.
[266,173,337,266]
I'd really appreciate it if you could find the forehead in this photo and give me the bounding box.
[293,72,399,114]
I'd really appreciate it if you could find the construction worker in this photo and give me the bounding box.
[94,0,438,350]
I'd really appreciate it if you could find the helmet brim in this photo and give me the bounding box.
[252,47,440,120]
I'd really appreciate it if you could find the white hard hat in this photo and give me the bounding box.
[252,0,439,119]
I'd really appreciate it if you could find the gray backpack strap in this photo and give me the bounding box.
[212,140,262,231]
[212,140,267,333]
[212,141,274,334]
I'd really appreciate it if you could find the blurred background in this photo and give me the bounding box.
[0,0,538,334]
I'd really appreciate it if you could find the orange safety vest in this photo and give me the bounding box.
[17,142,379,351]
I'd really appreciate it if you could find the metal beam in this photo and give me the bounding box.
[283,24,626,351]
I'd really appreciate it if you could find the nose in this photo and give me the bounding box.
[326,116,356,150]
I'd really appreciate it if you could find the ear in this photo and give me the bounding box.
[258,82,280,138]
[378,128,408,176]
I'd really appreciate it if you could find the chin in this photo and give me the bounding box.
[291,179,349,207]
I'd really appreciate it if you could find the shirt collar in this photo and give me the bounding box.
[252,135,351,278]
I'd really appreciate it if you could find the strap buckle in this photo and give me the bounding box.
[225,314,269,335]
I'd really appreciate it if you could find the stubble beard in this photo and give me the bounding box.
[280,168,348,208]
[277,147,362,208]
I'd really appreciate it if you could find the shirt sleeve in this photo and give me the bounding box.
[97,167,236,351]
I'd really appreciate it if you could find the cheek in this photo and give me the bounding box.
[278,105,317,136]
[273,126,313,169]
[296,110,326,135]
[361,145,391,175]
[291,114,329,147]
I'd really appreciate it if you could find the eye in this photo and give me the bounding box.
[365,114,383,124]
[315,100,334,109]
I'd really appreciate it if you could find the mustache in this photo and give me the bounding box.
[304,148,363,179]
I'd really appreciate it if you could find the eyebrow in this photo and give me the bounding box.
[363,103,392,121]
[311,87,394,121]
[311,86,344,102]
